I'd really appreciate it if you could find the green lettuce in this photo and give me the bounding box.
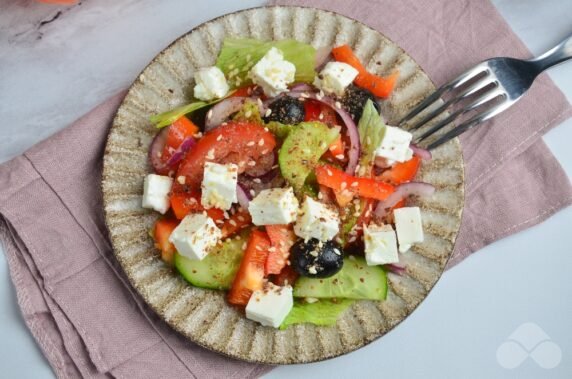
[216,38,316,88]
[232,99,263,124]
[150,100,211,129]
[356,100,386,176]
[280,299,354,329]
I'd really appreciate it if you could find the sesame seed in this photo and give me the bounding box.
[207,109,213,119]
[223,211,229,219]
[264,127,269,132]
[253,178,262,184]
[257,98,263,108]
[336,154,344,160]
[269,247,276,253]
[319,90,325,98]
[308,266,318,274]
[237,215,245,222]
[335,101,342,109]
[216,135,222,141]
[229,220,237,226]
[177,176,186,185]
[247,161,256,167]
[245,110,252,118]
[298,97,305,102]
[250,189,256,197]
[242,242,247,250]
[156,151,162,158]
[318,192,323,199]
[318,112,324,120]
[247,141,255,147]
[301,92,310,98]
[261,149,269,154]
[351,181,359,187]
[206,149,215,160]
[258,138,265,146]
[341,182,347,190]
[327,169,333,176]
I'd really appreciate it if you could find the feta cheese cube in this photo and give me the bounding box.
[201,162,238,210]
[168,213,221,260]
[248,187,299,225]
[193,66,230,101]
[142,174,173,214]
[313,61,359,96]
[249,47,296,97]
[375,125,413,163]
[294,197,339,241]
[394,207,424,253]
[364,224,399,266]
[246,283,293,328]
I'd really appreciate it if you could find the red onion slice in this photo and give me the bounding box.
[374,181,435,219]
[315,46,332,70]
[148,127,170,175]
[165,137,196,167]
[384,263,406,276]
[410,144,432,160]
[289,83,314,92]
[236,184,252,210]
[205,97,266,131]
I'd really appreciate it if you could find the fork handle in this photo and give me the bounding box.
[530,33,572,72]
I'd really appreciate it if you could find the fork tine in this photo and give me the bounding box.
[398,65,488,127]
[415,87,503,143]
[407,74,496,132]
[426,93,509,150]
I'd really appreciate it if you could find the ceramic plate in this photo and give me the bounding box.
[102,6,464,364]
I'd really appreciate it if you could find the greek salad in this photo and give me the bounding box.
[143,38,435,329]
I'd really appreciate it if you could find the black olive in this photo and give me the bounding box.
[341,85,381,121]
[291,238,344,278]
[263,97,305,125]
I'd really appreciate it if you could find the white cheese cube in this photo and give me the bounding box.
[294,197,339,241]
[193,66,230,101]
[364,224,399,266]
[249,47,296,97]
[201,162,238,210]
[142,174,173,214]
[248,187,299,225]
[313,61,359,96]
[375,125,413,163]
[168,213,221,260]
[245,283,293,328]
[394,207,424,253]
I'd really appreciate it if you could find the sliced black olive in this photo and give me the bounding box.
[263,97,305,125]
[341,85,381,121]
[291,238,344,278]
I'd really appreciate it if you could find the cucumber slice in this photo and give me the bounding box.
[174,234,246,290]
[279,121,339,193]
[293,257,387,300]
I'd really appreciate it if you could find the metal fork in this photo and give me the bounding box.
[399,33,572,150]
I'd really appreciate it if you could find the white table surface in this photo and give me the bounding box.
[0,0,570,378]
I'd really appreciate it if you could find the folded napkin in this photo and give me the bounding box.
[1,0,571,377]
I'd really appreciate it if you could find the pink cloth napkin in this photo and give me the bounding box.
[1,0,571,377]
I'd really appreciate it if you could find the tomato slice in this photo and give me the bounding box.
[170,191,202,219]
[174,121,276,192]
[271,265,299,287]
[377,156,421,185]
[228,230,271,306]
[221,209,252,239]
[153,218,179,265]
[230,85,257,98]
[264,225,297,275]
[316,164,394,203]
[304,100,339,126]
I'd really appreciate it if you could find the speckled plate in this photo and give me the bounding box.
[102,6,464,364]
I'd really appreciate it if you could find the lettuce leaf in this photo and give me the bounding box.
[232,99,263,124]
[357,100,386,176]
[150,100,211,129]
[280,299,354,329]
[216,38,316,88]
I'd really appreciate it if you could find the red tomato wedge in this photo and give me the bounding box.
[377,156,421,185]
[264,225,297,275]
[230,85,257,98]
[221,209,252,239]
[174,121,276,192]
[332,45,398,98]
[304,100,338,126]
[316,164,395,203]
[170,191,202,219]
[153,218,179,265]
[328,135,345,157]
[271,265,299,287]
[228,230,271,306]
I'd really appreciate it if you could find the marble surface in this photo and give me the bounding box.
[0,0,570,378]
